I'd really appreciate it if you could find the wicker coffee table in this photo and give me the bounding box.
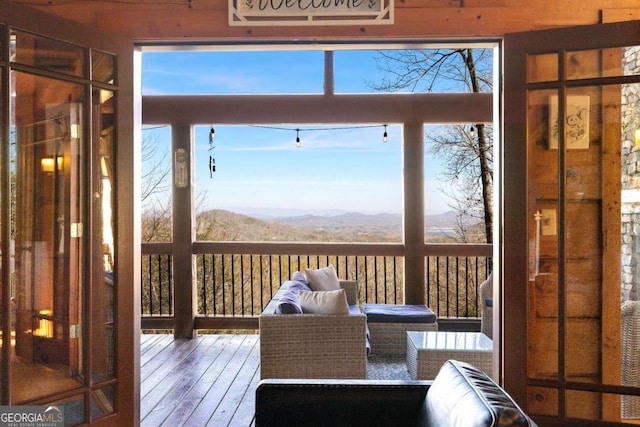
[406,331,493,380]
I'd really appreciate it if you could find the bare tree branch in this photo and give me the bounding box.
[371,48,494,243]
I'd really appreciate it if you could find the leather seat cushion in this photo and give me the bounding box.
[426,360,535,427]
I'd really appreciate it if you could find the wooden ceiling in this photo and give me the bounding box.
[9,1,640,42]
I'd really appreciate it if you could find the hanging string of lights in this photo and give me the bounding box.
[251,124,390,148]
[149,123,478,182]
[204,123,391,179]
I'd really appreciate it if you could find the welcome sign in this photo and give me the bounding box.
[229,0,394,26]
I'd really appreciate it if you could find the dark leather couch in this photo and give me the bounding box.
[255,359,538,427]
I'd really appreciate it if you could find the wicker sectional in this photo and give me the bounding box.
[363,304,438,357]
[406,331,493,380]
[259,280,367,380]
[367,321,437,357]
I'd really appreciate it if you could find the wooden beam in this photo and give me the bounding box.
[143,93,494,125]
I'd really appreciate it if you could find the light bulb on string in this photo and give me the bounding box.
[469,126,475,138]
[295,129,301,148]
[383,124,388,143]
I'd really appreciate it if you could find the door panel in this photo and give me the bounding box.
[13,72,85,402]
[0,3,136,425]
[504,21,640,426]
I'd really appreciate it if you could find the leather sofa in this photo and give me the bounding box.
[255,359,538,427]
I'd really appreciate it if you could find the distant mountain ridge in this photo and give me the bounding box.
[223,207,459,228]
[196,208,462,240]
[189,208,487,242]
[271,212,402,233]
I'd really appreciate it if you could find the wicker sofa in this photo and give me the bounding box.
[259,278,367,380]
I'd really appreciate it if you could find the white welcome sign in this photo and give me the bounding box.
[229,0,394,26]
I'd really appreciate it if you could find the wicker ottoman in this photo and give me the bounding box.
[406,331,493,380]
[363,304,438,357]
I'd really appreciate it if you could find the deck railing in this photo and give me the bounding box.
[141,242,492,330]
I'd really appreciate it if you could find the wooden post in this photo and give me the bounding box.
[403,121,425,305]
[172,124,197,339]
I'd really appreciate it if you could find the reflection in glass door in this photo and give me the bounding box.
[524,44,640,424]
[0,25,118,422]
[12,73,85,402]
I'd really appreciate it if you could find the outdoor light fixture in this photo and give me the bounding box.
[174,148,189,188]
[209,126,215,143]
[383,124,388,143]
[469,126,475,137]
[296,129,301,148]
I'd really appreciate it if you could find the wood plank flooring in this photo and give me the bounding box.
[140,334,408,427]
[140,334,260,427]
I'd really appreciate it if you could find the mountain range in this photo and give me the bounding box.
[194,208,464,242]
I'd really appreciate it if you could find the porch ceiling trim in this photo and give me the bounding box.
[142,93,493,125]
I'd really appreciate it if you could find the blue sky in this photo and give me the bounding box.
[142,49,449,215]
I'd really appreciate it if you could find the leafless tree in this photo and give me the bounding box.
[141,130,172,242]
[371,48,493,243]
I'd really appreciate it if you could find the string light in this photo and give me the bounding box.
[209,126,215,143]
[469,125,475,137]
[251,124,389,148]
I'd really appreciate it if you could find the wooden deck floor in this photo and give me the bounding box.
[140,333,409,426]
[141,334,260,427]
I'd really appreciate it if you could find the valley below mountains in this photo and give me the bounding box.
[194,209,465,242]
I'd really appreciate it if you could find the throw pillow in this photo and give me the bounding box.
[275,290,303,314]
[290,271,312,292]
[299,289,349,315]
[275,272,313,314]
[305,265,341,291]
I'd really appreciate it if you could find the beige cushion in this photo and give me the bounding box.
[299,289,349,315]
[305,265,341,291]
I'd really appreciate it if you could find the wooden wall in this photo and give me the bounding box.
[10,0,640,41]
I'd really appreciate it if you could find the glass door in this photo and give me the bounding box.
[504,20,640,426]
[12,67,86,402]
[0,3,135,424]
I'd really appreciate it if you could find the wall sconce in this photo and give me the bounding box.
[635,129,640,146]
[41,157,55,173]
[41,156,63,173]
